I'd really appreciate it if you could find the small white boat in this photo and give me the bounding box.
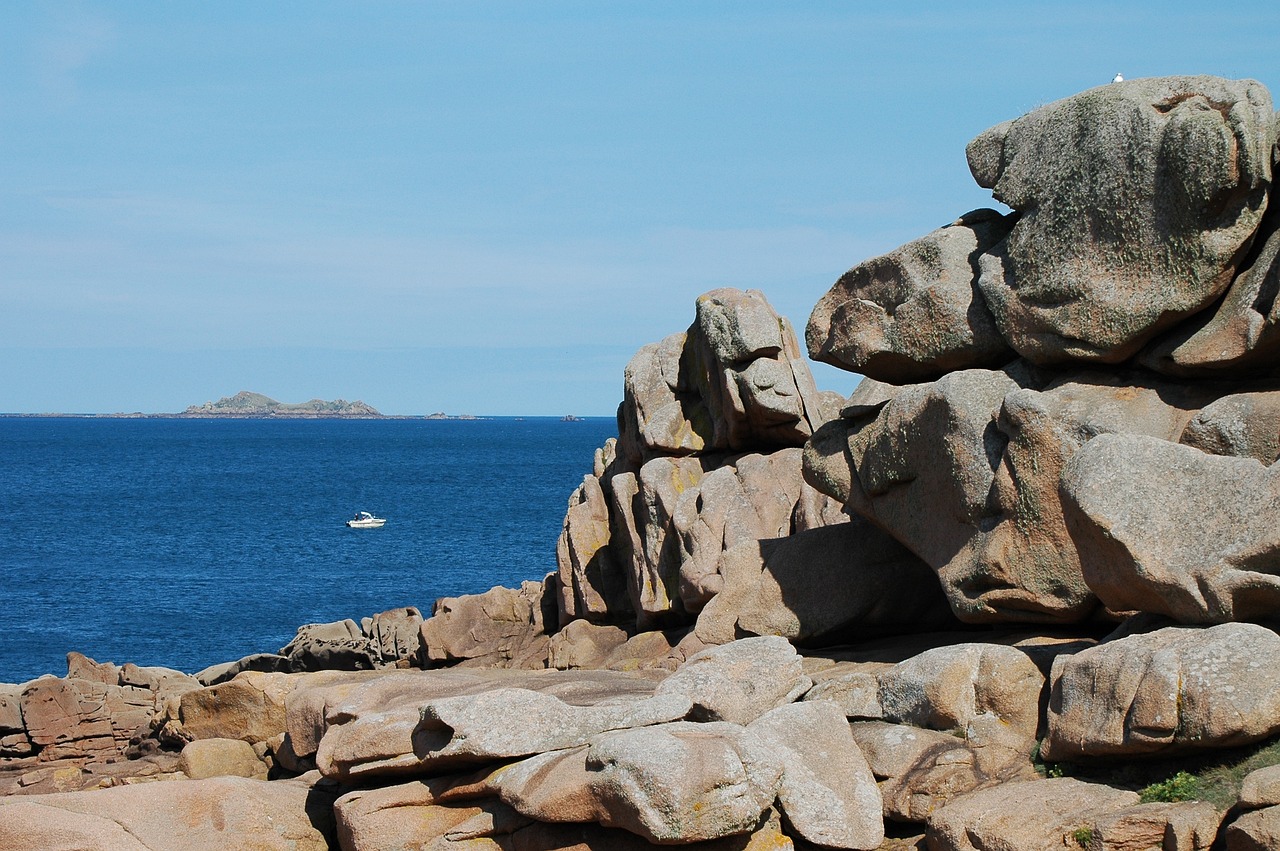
[346,511,386,529]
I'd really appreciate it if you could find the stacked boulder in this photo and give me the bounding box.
[422,288,967,671]
[561,286,845,631]
[797,74,1280,845]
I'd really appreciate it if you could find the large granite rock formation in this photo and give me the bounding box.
[12,73,1280,851]
[619,288,832,462]
[807,209,1016,383]
[1062,432,1280,622]
[1043,623,1280,759]
[969,76,1275,365]
[804,365,1214,623]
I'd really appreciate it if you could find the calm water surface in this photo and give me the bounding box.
[0,417,617,683]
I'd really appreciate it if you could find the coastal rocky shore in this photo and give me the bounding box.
[6,74,1280,849]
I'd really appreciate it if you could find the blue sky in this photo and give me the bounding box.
[3,3,1278,415]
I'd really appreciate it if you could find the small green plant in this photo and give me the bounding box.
[1031,738,1068,778]
[1070,825,1094,848]
[1139,770,1199,803]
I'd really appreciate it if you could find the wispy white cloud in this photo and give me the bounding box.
[2,185,908,357]
[33,7,117,107]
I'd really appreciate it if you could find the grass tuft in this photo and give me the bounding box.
[1038,735,1280,811]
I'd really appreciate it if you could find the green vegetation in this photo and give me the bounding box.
[1070,825,1094,848]
[1031,738,1067,779]
[1034,734,1280,811]
[1138,771,1198,803]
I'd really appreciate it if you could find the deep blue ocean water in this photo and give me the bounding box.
[0,416,618,684]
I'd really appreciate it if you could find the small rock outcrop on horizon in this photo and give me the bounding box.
[9,74,1280,849]
[183,390,382,417]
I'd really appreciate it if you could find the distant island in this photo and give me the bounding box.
[181,391,382,418]
[0,393,599,420]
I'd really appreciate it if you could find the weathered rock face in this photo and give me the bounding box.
[806,365,1208,623]
[1142,200,1280,376]
[1180,390,1280,463]
[1241,764,1280,810]
[1087,801,1222,851]
[0,774,336,850]
[284,657,892,848]
[877,643,1044,743]
[848,720,1038,824]
[179,671,295,745]
[619,288,831,464]
[547,620,631,670]
[419,578,557,669]
[302,668,666,782]
[560,453,844,632]
[1062,433,1280,622]
[747,702,883,848]
[807,209,1016,383]
[281,618,379,672]
[0,653,204,773]
[414,688,692,771]
[496,722,785,844]
[0,684,31,758]
[336,787,798,851]
[654,636,811,725]
[179,737,269,780]
[492,706,883,849]
[19,675,155,761]
[546,288,863,638]
[925,778,1140,851]
[1043,623,1280,759]
[1229,805,1280,850]
[195,607,426,684]
[557,440,633,623]
[693,519,962,647]
[363,607,426,665]
[969,76,1274,365]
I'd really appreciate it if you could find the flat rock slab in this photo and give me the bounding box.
[413,687,692,770]
[303,668,667,781]
[0,774,336,850]
[655,635,812,724]
[337,793,797,851]
[926,778,1140,851]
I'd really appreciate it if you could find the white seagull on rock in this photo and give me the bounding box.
[1112,73,1124,83]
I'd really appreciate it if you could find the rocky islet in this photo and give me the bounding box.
[5,74,1280,848]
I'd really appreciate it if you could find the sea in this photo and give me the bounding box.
[0,416,618,685]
